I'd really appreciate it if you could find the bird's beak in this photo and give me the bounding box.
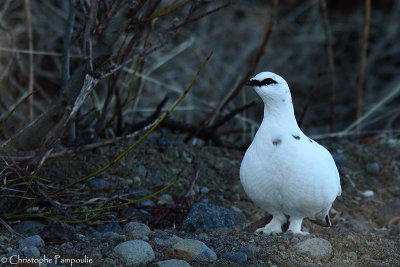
[246,79,254,86]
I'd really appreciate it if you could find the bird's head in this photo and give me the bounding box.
[246,72,291,103]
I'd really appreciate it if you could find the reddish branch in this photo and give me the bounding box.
[150,167,200,229]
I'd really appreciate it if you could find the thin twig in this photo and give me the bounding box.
[210,101,258,130]
[150,167,200,228]
[355,0,371,136]
[24,0,34,121]
[319,0,336,132]
[171,1,233,31]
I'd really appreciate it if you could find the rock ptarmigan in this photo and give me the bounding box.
[240,72,341,235]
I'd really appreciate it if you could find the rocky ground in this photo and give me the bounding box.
[1,133,400,266]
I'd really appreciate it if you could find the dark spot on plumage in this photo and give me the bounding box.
[281,99,285,102]
[292,135,300,140]
[272,138,282,146]
[246,78,278,87]
[309,138,313,143]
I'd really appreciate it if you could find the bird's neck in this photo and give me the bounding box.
[261,97,300,132]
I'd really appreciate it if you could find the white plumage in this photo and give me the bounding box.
[240,72,341,235]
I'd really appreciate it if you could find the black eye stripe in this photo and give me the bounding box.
[249,78,277,87]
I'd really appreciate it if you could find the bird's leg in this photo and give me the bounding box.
[287,217,309,235]
[255,214,286,235]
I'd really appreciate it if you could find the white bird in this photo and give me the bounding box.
[240,72,341,235]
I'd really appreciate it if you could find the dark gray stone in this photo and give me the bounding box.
[172,239,217,262]
[39,222,77,242]
[96,221,122,233]
[221,252,248,263]
[182,203,246,232]
[13,220,46,236]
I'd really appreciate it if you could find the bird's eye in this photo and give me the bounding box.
[246,78,278,87]
[260,78,277,86]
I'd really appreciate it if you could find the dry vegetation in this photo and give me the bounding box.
[0,0,400,222]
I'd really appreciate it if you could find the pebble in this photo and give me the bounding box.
[157,194,175,205]
[366,162,380,174]
[181,203,246,232]
[133,176,141,185]
[87,177,111,188]
[96,221,122,233]
[295,238,332,261]
[141,199,156,207]
[154,235,183,247]
[123,221,152,240]
[155,259,191,267]
[153,176,162,185]
[13,220,46,236]
[221,251,248,263]
[170,167,181,175]
[22,246,40,258]
[113,240,155,265]
[158,137,171,147]
[170,238,217,262]
[180,151,193,163]
[133,165,147,177]
[18,235,45,249]
[200,187,209,194]
[361,190,374,197]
